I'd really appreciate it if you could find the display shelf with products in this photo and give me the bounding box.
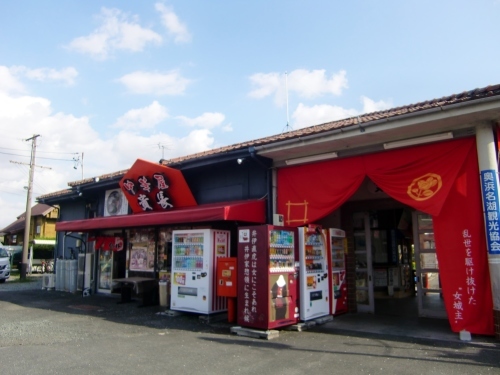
[303,233,325,274]
[172,232,205,271]
[269,229,295,273]
[329,228,347,316]
[330,236,345,270]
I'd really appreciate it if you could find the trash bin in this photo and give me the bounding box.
[159,281,169,307]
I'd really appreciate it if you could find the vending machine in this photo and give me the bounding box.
[328,228,348,315]
[170,229,230,314]
[297,225,330,321]
[237,225,299,330]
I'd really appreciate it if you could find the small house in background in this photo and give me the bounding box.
[0,203,59,247]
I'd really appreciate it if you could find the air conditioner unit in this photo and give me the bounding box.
[43,274,55,290]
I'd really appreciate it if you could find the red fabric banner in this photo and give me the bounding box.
[433,147,493,334]
[278,156,365,226]
[278,138,473,225]
[364,139,472,216]
[89,236,124,252]
[277,137,494,335]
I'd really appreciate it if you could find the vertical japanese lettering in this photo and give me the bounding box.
[480,170,500,254]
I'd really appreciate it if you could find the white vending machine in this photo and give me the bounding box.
[298,224,330,321]
[170,229,230,314]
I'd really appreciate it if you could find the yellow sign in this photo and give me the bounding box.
[407,173,442,201]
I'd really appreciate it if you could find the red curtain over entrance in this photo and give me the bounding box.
[277,137,494,335]
[432,149,493,335]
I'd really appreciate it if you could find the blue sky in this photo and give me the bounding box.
[0,0,499,229]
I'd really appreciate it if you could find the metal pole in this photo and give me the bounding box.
[286,71,289,130]
[20,134,40,280]
[475,123,500,338]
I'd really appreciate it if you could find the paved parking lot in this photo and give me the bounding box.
[1,274,499,375]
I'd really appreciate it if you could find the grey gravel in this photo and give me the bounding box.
[0,272,498,375]
[0,272,44,291]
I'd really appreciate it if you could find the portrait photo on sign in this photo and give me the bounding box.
[104,189,128,216]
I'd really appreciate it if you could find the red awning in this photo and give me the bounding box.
[55,199,266,232]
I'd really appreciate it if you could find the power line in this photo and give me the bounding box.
[0,146,78,155]
[10,160,53,198]
[0,150,76,161]
[0,188,46,197]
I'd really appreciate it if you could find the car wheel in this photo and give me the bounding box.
[0,279,5,283]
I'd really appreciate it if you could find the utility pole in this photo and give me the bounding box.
[20,134,40,280]
[158,143,165,159]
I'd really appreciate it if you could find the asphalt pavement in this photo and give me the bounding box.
[0,274,499,375]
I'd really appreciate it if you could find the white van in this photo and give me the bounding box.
[0,248,11,283]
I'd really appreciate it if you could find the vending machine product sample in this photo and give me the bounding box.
[329,228,348,315]
[170,229,230,314]
[297,225,330,321]
[237,225,299,330]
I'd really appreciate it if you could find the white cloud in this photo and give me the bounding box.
[291,95,393,129]
[174,129,214,155]
[361,96,393,113]
[0,66,26,94]
[117,70,191,95]
[155,3,192,43]
[288,69,348,98]
[11,66,78,85]
[107,128,214,163]
[0,66,214,230]
[248,72,282,101]
[291,103,358,129]
[67,7,162,60]
[0,92,51,119]
[176,112,225,129]
[112,101,169,130]
[249,69,348,106]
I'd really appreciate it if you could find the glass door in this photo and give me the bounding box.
[97,248,113,293]
[412,211,447,318]
[354,212,374,313]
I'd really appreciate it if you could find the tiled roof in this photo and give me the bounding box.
[67,169,129,187]
[16,203,56,219]
[37,188,73,200]
[40,83,500,194]
[0,217,25,234]
[159,84,500,165]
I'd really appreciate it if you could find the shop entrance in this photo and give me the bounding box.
[412,211,447,318]
[352,207,447,319]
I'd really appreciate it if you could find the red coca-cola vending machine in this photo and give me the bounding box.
[237,225,299,330]
[328,228,348,315]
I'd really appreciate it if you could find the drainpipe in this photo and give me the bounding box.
[249,147,273,223]
[62,232,71,260]
[475,122,500,339]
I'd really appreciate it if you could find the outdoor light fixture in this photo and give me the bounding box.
[383,132,453,150]
[357,116,365,133]
[285,152,338,166]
